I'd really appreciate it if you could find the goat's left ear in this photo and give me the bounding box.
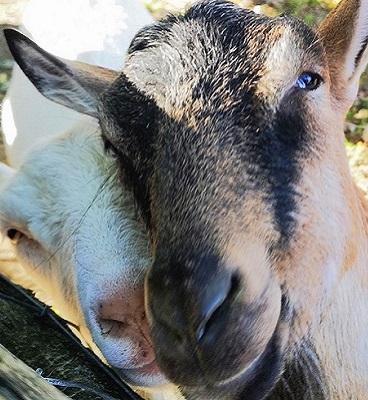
[4,29,119,118]
[318,0,368,110]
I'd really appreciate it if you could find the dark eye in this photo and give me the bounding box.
[7,228,25,244]
[294,72,323,90]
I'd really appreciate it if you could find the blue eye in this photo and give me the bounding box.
[294,72,322,90]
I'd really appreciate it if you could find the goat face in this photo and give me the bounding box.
[5,0,368,397]
[100,4,337,397]
[99,2,368,398]
[0,129,171,391]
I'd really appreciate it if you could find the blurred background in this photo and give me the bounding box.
[0,0,367,193]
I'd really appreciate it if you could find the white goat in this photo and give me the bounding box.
[0,125,183,400]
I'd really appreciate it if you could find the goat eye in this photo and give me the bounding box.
[7,228,25,244]
[294,72,322,90]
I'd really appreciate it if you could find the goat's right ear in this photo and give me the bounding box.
[4,29,119,118]
[318,0,368,110]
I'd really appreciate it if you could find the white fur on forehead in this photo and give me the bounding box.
[257,25,324,105]
[258,27,303,99]
[124,19,214,113]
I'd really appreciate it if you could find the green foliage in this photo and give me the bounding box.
[142,0,195,19]
[346,141,368,194]
[273,0,336,25]
[0,60,13,96]
[345,71,368,143]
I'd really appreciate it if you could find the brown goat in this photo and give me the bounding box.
[5,0,368,398]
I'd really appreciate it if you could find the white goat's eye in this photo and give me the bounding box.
[294,72,323,90]
[7,228,25,244]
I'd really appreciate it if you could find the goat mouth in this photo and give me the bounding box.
[220,323,284,397]
[223,298,291,399]
[180,298,291,399]
[114,360,169,387]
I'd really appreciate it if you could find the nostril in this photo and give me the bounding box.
[196,272,241,341]
[228,273,242,300]
[195,293,227,342]
[95,291,147,339]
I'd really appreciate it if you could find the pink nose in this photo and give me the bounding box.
[95,288,156,367]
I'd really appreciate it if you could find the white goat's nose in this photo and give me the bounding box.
[89,287,156,368]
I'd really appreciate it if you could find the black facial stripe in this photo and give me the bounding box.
[265,102,308,248]
[237,94,307,247]
[101,129,152,226]
[99,73,161,227]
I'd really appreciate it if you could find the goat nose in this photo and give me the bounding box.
[192,272,233,341]
[146,254,234,342]
[146,253,282,387]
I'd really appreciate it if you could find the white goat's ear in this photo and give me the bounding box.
[318,0,368,110]
[0,163,15,186]
[4,29,119,117]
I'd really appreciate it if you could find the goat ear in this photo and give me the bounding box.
[318,0,368,110]
[0,163,15,186]
[4,29,119,118]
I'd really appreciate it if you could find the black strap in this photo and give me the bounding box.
[0,274,144,400]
